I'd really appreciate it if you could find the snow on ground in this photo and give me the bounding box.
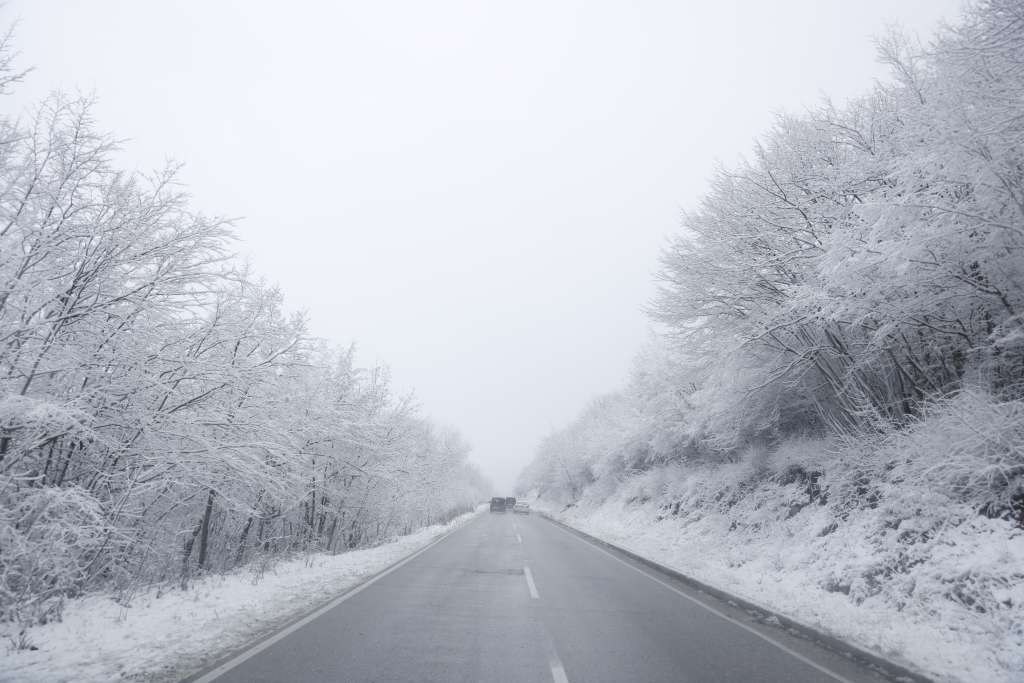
[1,510,480,683]
[537,464,1024,683]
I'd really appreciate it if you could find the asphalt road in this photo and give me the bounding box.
[193,512,898,683]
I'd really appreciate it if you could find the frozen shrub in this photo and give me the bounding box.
[0,480,113,624]
[885,391,1024,523]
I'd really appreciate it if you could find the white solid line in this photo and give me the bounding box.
[191,520,471,683]
[523,565,540,599]
[546,521,856,683]
[516,533,523,544]
[550,660,570,683]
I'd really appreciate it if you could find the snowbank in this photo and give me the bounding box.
[1,510,480,683]
[539,434,1024,683]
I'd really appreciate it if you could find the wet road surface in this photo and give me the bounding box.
[192,513,898,683]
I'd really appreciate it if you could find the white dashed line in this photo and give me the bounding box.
[524,565,539,599]
[516,533,523,544]
[550,660,570,683]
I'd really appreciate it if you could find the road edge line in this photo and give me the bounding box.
[549,659,570,683]
[539,512,933,683]
[184,512,480,683]
[524,564,540,599]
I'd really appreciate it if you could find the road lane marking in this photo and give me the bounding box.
[546,521,856,683]
[516,533,523,544]
[524,565,540,599]
[190,519,473,683]
[550,660,570,683]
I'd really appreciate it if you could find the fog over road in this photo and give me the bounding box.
[191,514,897,683]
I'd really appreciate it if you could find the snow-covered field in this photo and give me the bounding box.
[539,462,1024,683]
[1,510,479,683]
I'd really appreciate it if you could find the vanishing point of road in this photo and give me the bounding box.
[189,513,902,683]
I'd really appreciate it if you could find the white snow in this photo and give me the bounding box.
[1,510,480,683]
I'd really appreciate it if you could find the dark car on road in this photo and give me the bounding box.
[489,497,506,513]
[505,497,516,509]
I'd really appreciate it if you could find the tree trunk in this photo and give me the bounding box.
[234,490,264,566]
[180,520,202,590]
[197,489,216,570]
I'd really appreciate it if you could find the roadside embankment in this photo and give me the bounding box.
[534,425,1024,683]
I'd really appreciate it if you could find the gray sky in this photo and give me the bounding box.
[8,0,961,490]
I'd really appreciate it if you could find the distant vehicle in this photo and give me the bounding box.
[505,497,516,508]
[513,502,530,514]
[489,497,506,513]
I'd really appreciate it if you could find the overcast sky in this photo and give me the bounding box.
[8,0,962,490]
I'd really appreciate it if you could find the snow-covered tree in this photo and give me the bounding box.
[0,34,488,624]
[522,1,1024,523]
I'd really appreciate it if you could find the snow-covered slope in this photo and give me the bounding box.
[538,431,1024,683]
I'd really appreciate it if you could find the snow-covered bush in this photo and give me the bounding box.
[881,391,1024,522]
[0,480,113,624]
